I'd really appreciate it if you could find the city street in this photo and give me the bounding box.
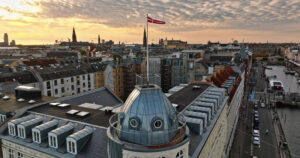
[230,61,280,158]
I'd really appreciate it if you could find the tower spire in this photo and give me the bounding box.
[72,27,77,43]
[98,35,100,45]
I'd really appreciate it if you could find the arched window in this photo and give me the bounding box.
[176,150,184,158]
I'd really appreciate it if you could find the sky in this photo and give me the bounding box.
[0,0,300,45]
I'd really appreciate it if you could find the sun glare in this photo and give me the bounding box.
[0,0,41,19]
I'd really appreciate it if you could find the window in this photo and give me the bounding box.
[154,120,163,128]
[8,124,15,136]
[49,135,57,148]
[54,80,58,86]
[83,83,86,88]
[0,114,6,122]
[17,152,23,158]
[47,90,51,96]
[67,140,76,154]
[9,149,14,158]
[88,75,90,80]
[151,117,164,131]
[18,126,25,138]
[33,131,40,143]
[71,85,74,90]
[130,119,138,128]
[62,87,65,93]
[46,81,50,89]
[176,150,184,158]
[83,75,85,80]
[61,79,64,84]
[55,89,58,95]
[71,77,74,82]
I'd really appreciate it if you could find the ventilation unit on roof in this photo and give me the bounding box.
[48,123,74,149]
[17,98,25,102]
[32,120,58,144]
[49,102,60,106]
[76,111,90,118]
[58,103,70,108]
[28,100,36,104]
[78,103,103,109]
[17,117,43,139]
[66,109,80,116]
[66,127,93,155]
[193,85,201,90]
[8,115,35,137]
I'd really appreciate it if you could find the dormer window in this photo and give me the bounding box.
[32,130,41,143]
[8,123,15,136]
[48,134,57,148]
[0,114,6,122]
[67,139,77,154]
[17,126,25,139]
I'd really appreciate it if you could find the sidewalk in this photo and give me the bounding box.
[271,112,291,158]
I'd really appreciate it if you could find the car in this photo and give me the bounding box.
[254,113,259,118]
[253,137,261,147]
[260,102,265,108]
[254,117,259,122]
[254,110,259,114]
[253,130,260,137]
[253,125,259,130]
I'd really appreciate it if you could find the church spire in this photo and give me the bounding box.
[98,35,100,45]
[143,28,147,47]
[72,27,77,43]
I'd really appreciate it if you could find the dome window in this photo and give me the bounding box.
[151,117,164,131]
[154,120,163,128]
[129,117,140,130]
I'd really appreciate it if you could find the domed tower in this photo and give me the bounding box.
[107,85,189,158]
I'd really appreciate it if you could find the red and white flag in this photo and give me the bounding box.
[147,16,166,24]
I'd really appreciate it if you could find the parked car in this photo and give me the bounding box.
[253,137,261,147]
[261,102,265,108]
[254,113,259,118]
[254,110,259,114]
[253,124,259,130]
[253,129,260,137]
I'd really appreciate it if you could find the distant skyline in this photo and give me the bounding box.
[0,0,300,45]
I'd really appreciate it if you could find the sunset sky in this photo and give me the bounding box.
[0,0,300,45]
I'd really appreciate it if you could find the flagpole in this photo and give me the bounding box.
[146,13,149,84]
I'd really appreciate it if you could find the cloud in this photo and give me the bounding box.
[1,0,300,44]
[27,0,300,32]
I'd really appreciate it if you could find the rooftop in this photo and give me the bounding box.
[168,83,210,112]
[29,87,122,127]
[0,112,108,158]
[0,94,53,113]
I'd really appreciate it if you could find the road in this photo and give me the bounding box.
[230,61,280,158]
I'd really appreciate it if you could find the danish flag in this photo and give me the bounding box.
[147,16,166,24]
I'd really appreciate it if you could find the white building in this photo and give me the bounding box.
[42,73,95,97]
